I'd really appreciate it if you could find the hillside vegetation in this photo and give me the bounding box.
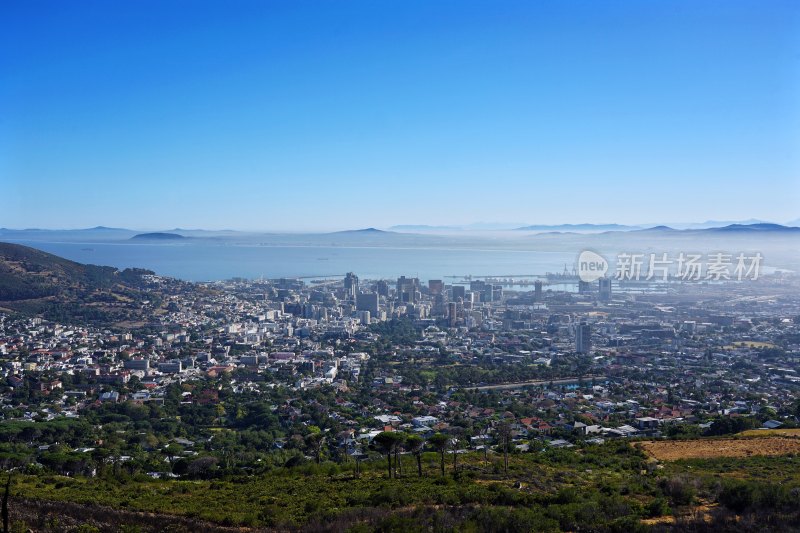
[5,439,800,532]
[0,242,157,325]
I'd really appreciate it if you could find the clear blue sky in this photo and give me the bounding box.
[2,0,798,231]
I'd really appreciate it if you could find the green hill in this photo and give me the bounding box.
[0,241,157,325]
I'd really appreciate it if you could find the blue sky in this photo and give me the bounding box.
[2,1,798,231]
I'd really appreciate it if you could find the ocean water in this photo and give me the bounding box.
[12,240,576,282]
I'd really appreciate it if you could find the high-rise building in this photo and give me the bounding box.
[344,272,359,300]
[534,280,543,300]
[576,321,592,353]
[396,276,419,303]
[432,293,447,316]
[356,292,380,315]
[356,310,371,325]
[451,285,466,300]
[428,279,444,295]
[491,284,502,302]
[599,277,612,302]
[376,280,390,297]
[448,301,458,327]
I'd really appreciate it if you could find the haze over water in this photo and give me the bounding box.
[15,240,576,282]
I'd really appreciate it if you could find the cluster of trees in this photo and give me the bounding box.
[704,416,760,436]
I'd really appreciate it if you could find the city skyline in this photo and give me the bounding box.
[3,1,799,231]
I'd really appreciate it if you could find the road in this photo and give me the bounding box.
[472,375,607,391]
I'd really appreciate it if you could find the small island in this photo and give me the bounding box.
[130,232,187,241]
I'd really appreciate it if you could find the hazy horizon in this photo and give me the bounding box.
[2,217,800,234]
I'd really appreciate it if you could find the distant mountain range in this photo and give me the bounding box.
[629,223,800,235]
[701,223,800,233]
[390,219,800,233]
[1,219,799,241]
[654,219,774,230]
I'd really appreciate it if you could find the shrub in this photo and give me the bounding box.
[646,497,670,517]
[718,480,754,513]
[659,475,696,506]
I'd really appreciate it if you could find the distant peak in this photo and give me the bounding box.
[331,227,389,234]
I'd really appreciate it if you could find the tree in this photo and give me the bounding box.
[449,429,463,474]
[373,432,402,479]
[497,423,512,476]
[405,434,425,477]
[162,443,184,465]
[187,456,218,479]
[305,427,326,465]
[428,433,450,477]
[481,425,491,469]
[393,432,407,477]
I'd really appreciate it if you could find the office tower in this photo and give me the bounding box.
[344,272,359,300]
[576,321,591,353]
[376,280,390,297]
[448,301,458,327]
[432,293,447,316]
[534,280,543,300]
[452,285,466,300]
[356,292,380,315]
[428,279,444,295]
[578,280,592,294]
[492,284,502,301]
[599,277,612,302]
[397,276,419,303]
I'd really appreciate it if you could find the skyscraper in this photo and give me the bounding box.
[396,276,419,303]
[376,280,390,297]
[451,285,466,300]
[428,279,444,295]
[599,277,612,302]
[448,301,458,327]
[576,321,591,354]
[356,292,380,315]
[344,272,359,300]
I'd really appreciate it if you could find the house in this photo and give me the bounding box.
[412,415,439,427]
[634,417,660,430]
[99,391,119,403]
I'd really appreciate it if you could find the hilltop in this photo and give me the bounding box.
[0,242,159,326]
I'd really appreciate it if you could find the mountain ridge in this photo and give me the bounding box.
[0,241,158,326]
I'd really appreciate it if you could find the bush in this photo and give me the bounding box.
[718,480,792,513]
[646,497,670,517]
[718,480,755,513]
[660,475,696,506]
